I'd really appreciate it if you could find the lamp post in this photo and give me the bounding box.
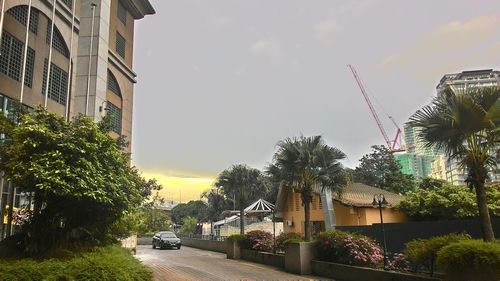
[372,194,389,270]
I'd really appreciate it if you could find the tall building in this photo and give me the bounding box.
[435,69,499,185]
[0,0,155,239]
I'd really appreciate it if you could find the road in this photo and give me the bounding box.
[136,245,332,281]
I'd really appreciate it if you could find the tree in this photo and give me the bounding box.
[214,165,267,234]
[180,216,198,235]
[202,188,232,235]
[170,200,208,225]
[0,108,148,256]
[410,86,499,241]
[398,183,500,220]
[353,145,416,194]
[266,136,348,241]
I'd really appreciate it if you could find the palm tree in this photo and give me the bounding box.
[410,86,499,241]
[267,135,348,241]
[214,164,267,234]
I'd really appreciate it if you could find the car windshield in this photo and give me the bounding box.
[160,233,177,238]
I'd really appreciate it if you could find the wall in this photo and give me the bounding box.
[311,260,441,281]
[337,218,500,253]
[180,237,226,253]
[240,249,284,269]
[219,221,283,237]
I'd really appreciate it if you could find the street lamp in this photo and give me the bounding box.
[372,194,389,270]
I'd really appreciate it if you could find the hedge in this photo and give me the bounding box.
[0,245,152,281]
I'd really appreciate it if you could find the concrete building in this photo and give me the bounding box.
[0,0,154,239]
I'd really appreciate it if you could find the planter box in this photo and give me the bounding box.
[311,260,442,281]
[226,240,241,259]
[240,249,285,268]
[284,242,317,275]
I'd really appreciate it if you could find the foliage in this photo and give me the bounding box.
[180,216,198,235]
[0,245,152,281]
[202,188,233,224]
[227,234,245,242]
[410,86,499,241]
[404,233,471,273]
[240,230,274,252]
[267,136,348,241]
[398,183,500,220]
[315,230,383,268]
[417,178,447,190]
[436,240,500,281]
[214,164,268,234]
[352,145,416,194]
[0,108,150,257]
[275,232,304,252]
[171,200,208,225]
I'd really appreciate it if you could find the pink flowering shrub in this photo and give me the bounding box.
[387,253,410,271]
[315,230,383,268]
[240,230,273,252]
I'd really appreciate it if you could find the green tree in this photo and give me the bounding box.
[410,87,499,241]
[171,200,208,225]
[0,108,148,256]
[214,165,267,234]
[266,136,348,241]
[202,188,232,234]
[180,216,198,235]
[353,145,416,194]
[398,183,500,220]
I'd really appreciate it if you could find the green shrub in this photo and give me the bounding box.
[315,230,383,268]
[404,233,471,273]
[227,234,245,242]
[436,240,500,281]
[275,232,304,252]
[240,230,273,252]
[0,245,152,281]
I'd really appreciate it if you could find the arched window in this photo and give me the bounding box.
[46,20,70,58]
[107,70,122,97]
[106,71,122,134]
[7,5,39,34]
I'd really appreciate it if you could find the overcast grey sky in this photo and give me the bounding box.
[131,0,500,180]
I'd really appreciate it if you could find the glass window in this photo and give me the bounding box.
[0,32,36,87]
[116,32,126,58]
[106,102,122,134]
[7,6,39,34]
[107,71,121,96]
[117,1,127,25]
[60,0,73,9]
[46,21,70,58]
[42,59,69,105]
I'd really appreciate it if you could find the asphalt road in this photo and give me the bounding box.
[136,245,332,281]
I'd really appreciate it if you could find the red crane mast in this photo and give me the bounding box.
[347,64,403,151]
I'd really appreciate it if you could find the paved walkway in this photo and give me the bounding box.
[136,245,332,281]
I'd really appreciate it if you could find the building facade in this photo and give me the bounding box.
[0,0,154,239]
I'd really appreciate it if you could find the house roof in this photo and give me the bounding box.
[333,182,403,207]
[244,198,275,214]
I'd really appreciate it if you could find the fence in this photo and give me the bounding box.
[337,218,500,252]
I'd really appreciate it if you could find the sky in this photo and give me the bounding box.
[130,0,500,202]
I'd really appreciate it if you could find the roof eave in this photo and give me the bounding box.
[122,0,156,20]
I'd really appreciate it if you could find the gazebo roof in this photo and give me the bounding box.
[244,198,275,214]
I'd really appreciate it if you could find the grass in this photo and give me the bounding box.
[0,245,152,281]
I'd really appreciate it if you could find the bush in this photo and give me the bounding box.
[227,234,245,242]
[240,230,273,252]
[275,232,304,252]
[0,245,152,281]
[404,233,471,273]
[436,240,500,281]
[315,230,383,268]
[387,253,410,271]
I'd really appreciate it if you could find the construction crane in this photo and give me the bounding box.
[347,64,403,152]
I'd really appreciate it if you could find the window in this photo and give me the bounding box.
[117,1,127,24]
[42,59,68,105]
[7,6,39,34]
[295,193,300,211]
[0,32,36,87]
[106,102,122,134]
[107,71,121,97]
[60,0,73,9]
[319,196,323,209]
[46,21,70,58]
[116,32,126,58]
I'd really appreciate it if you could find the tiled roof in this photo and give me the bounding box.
[333,182,403,207]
